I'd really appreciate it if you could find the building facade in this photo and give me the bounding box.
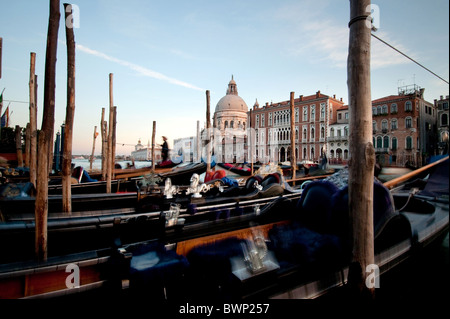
[435,95,449,154]
[248,91,345,164]
[371,85,437,167]
[328,105,350,164]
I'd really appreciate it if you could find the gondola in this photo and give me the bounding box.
[217,163,252,176]
[0,157,447,299]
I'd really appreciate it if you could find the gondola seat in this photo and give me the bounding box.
[185,237,244,300]
[268,180,345,271]
[128,241,189,300]
[331,181,412,253]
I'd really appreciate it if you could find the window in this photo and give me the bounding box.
[442,114,448,126]
[383,136,389,149]
[391,119,398,130]
[295,108,299,122]
[311,127,315,140]
[310,105,315,121]
[405,101,412,111]
[391,103,398,113]
[338,113,342,120]
[376,136,382,148]
[261,114,265,127]
[372,121,377,132]
[443,102,449,110]
[377,106,382,114]
[344,126,349,136]
[405,117,412,128]
[406,136,413,149]
[320,104,325,120]
[382,104,388,114]
[256,115,259,128]
[321,127,325,139]
[330,127,335,137]
[381,119,388,131]
[372,107,377,115]
[392,137,397,150]
[269,113,272,126]
[345,112,349,120]
[303,106,308,121]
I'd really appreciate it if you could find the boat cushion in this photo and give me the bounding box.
[128,242,189,296]
[185,237,244,300]
[268,223,344,267]
[295,180,339,234]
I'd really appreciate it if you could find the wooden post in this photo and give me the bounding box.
[90,126,97,170]
[151,121,156,171]
[112,106,117,179]
[206,90,212,173]
[101,107,107,181]
[35,0,60,260]
[62,3,76,214]
[290,92,296,182]
[25,123,30,167]
[15,125,24,167]
[0,37,2,79]
[347,0,375,299]
[106,73,114,193]
[249,109,253,175]
[29,52,37,188]
[196,120,200,163]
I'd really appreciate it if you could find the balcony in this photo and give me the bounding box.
[328,136,348,142]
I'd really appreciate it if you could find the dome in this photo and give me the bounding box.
[214,76,248,113]
[215,94,248,113]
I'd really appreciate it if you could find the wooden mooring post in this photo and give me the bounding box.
[347,0,375,299]
[101,107,107,181]
[29,52,37,188]
[289,91,296,183]
[35,0,60,260]
[151,121,156,171]
[106,73,114,193]
[90,125,97,170]
[206,90,211,173]
[15,125,23,167]
[62,3,76,213]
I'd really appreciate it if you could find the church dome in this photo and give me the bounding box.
[215,76,248,113]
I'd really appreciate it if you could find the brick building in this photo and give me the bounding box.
[371,85,437,167]
[248,91,345,164]
[435,95,449,154]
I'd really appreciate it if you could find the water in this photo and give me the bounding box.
[71,158,152,171]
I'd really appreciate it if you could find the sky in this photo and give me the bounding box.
[1,0,449,155]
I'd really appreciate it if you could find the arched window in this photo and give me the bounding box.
[321,127,325,139]
[383,136,389,149]
[382,104,388,114]
[381,119,388,131]
[372,107,377,115]
[391,119,398,130]
[376,136,382,148]
[392,137,397,150]
[377,106,382,114]
[311,127,315,140]
[330,127,335,137]
[372,121,377,132]
[406,136,413,149]
[391,103,398,113]
[405,117,412,128]
[405,101,412,111]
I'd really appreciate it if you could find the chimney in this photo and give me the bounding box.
[440,95,444,100]
[299,95,303,101]
[266,102,269,107]
[316,90,321,98]
[333,94,336,99]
